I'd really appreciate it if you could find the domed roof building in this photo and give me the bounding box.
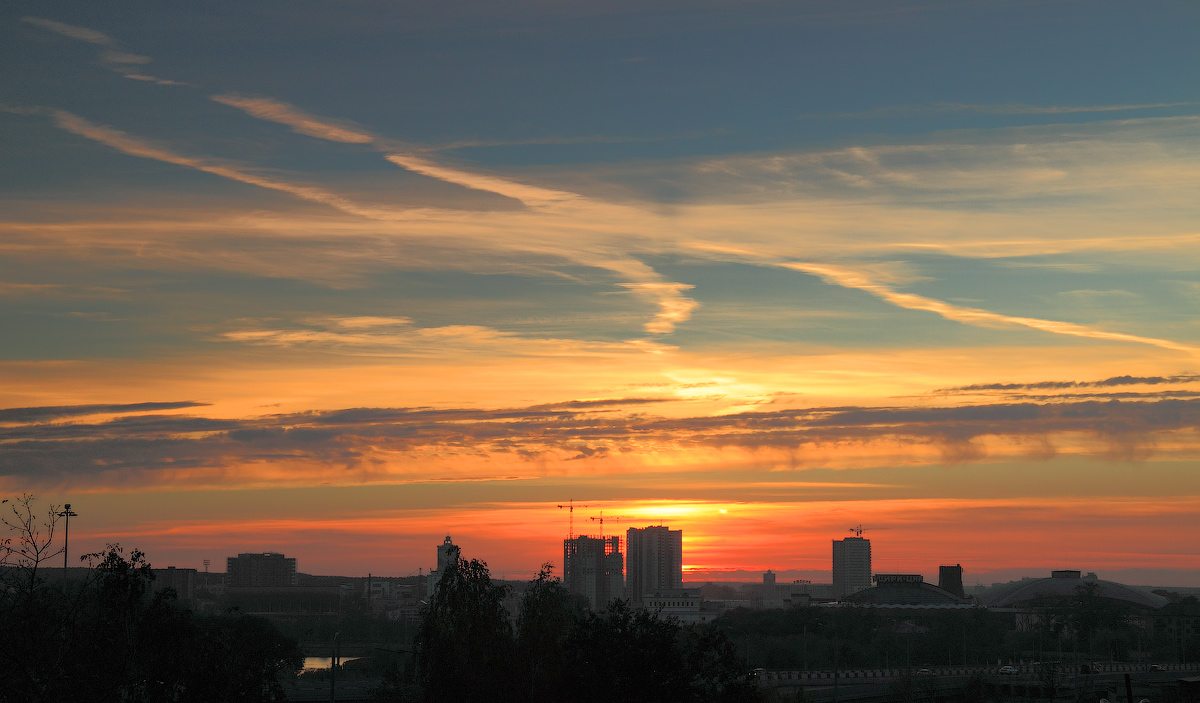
[843,574,970,607]
[982,570,1168,610]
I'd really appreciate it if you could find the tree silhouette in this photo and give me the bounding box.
[414,547,518,702]
[0,496,303,703]
[516,563,588,703]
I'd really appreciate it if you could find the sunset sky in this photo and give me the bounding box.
[3,1,1200,586]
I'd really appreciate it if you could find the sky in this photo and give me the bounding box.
[2,0,1200,586]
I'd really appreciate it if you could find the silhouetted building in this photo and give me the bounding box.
[832,536,871,599]
[564,535,624,610]
[626,525,682,606]
[427,535,459,597]
[844,573,969,606]
[643,588,707,623]
[153,566,197,602]
[939,564,965,599]
[226,552,296,587]
[983,569,1169,610]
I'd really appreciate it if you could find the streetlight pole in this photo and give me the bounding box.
[57,503,77,579]
[330,631,340,702]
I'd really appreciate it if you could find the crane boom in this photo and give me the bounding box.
[588,511,622,539]
[557,499,588,539]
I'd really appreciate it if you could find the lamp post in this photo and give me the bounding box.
[57,503,78,578]
[330,631,340,703]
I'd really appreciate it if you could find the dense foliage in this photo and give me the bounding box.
[401,557,757,703]
[0,496,303,703]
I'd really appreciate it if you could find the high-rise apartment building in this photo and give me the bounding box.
[832,536,871,599]
[626,525,683,606]
[564,535,624,610]
[226,552,297,587]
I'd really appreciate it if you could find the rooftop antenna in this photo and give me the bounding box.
[588,511,623,540]
[558,499,588,540]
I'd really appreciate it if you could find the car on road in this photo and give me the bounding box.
[915,668,933,676]
[1148,664,1164,672]
[999,666,1019,675]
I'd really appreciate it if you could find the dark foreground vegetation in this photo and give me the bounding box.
[0,496,304,703]
[379,557,757,703]
[2,496,754,703]
[714,587,1199,672]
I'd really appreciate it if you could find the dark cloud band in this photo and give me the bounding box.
[2,394,1199,481]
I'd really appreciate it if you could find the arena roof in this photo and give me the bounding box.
[843,579,968,606]
[982,571,1168,610]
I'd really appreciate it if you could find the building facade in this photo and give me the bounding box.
[226,552,297,587]
[427,535,459,597]
[152,566,197,602]
[938,564,965,599]
[564,535,624,610]
[642,588,708,623]
[832,536,871,599]
[626,525,683,606]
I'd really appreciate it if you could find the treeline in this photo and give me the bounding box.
[715,583,1197,671]
[1,497,303,703]
[715,606,1012,671]
[384,554,758,703]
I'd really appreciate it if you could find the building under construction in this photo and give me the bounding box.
[564,535,624,610]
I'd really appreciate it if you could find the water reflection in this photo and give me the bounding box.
[302,656,361,670]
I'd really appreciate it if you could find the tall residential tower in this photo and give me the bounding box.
[832,536,871,599]
[626,525,683,606]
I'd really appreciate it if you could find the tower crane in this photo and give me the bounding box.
[588,511,622,540]
[557,499,588,540]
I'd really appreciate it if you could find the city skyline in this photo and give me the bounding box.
[3,2,1200,586]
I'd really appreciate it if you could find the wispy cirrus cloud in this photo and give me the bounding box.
[218,317,676,357]
[799,100,1200,120]
[210,95,375,144]
[209,94,579,206]
[47,109,403,220]
[22,17,186,86]
[784,262,1200,356]
[22,17,117,47]
[384,154,580,207]
[36,104,699,336]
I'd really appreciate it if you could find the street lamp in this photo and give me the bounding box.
[57,503,78,578]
